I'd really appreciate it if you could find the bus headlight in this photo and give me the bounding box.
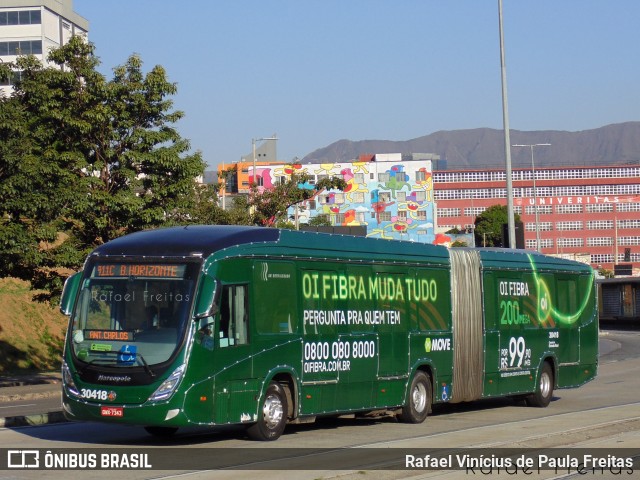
[62,362,80,397]
[148,364,186,402]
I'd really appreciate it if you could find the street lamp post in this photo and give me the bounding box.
[251,135,278,188]
[512,143,551,252]
[498,0,516,249]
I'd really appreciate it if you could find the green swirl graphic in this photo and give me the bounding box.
[527,254,594,325]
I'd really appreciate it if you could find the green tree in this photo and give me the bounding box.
[308,214,331,227]
[0,37,205,302]
[450,240,468,247]
[473,205,521,248]
[247,174,346,227]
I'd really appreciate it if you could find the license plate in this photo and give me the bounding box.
[101,406,124,417]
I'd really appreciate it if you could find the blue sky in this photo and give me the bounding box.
[73,0,639,169]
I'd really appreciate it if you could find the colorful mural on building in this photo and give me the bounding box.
[251,154,436,243]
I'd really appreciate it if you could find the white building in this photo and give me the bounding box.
[0,0,88,95]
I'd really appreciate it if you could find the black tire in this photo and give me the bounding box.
[144,426,178,437]
[247,381,288,441]
[400,371,432,423]
[526,362,554,408]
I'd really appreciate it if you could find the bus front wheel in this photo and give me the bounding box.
[526,362,554,408]
[400,371,432,423]
[247,381,288,441]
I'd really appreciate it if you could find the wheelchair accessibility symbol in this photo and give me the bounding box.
[118,345,137,364]
[441,384,450,402]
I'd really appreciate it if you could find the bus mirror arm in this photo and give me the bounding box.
[194,304,218,320]
[193,277,220,320]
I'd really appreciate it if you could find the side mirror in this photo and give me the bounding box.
[194,275,218,319]
[60,271,83,316]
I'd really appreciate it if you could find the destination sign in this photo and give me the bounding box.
[93,264,186,278]
[85,330,134,341]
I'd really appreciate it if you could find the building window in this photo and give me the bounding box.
[556,221,583,231]
[463,207,486,217]
[586,204,613,213]
[354,173,365,184]
[0,10,41,26]
[591,254,614,264]
[414,190,426,201]
[0,40,42,56]
[397,191,406,202]
[350,192,364,203]
[378,173,390,183]
[539,238,554,249]
[587,237,613,247]
[416,170,427,182]
[555,204,583,214]
[438,208,461,217]
[557,238,584,248]
[619,237,640,246]
[394,172,408,182]
[526,205,553,215]
[587,220,614,230]
[378,192,391,203]
[397,210,407,220]
[526,239,555,250]
[525,222,553,232]
[618,219,640,229]
[379,211,391,222]
[617,202,640,213]
[332,193,345,204]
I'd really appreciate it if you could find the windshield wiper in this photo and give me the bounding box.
[78,351,155,378]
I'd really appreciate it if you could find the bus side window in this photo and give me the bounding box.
[219,285,249,347]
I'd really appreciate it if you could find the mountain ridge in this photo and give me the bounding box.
[301,121,640,169]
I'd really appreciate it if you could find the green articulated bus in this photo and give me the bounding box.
[60,225,598,441]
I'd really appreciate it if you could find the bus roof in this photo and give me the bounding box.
[477,247,593,273]
[90,225,451,264]
[91,225,280,258]
[89,225,592,273]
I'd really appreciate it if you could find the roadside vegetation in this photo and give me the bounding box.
[0,38,344,373]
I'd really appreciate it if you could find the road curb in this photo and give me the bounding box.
[0,411,68,428]
[0,390,61,403]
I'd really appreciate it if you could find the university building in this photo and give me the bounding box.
[0,0,88,96]
[434,163,640,272]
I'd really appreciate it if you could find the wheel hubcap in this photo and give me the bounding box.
[262,394,284,428]
[412,383,427,413]
[540,371,551,398]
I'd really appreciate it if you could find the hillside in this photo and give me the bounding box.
[302,121,640,168]
[0,278,67,373]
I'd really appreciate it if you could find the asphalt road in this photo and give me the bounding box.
[1,326,638,479]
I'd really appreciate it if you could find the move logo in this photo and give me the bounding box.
[425,337,451,353]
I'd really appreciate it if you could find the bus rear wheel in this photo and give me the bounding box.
[400,371,432,423]
[247,381,288,441]
[526,362,554,408]
[144,426,178,437]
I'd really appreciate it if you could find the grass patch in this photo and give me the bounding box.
[0,278,68,373]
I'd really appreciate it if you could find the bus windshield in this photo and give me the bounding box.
[69,262,198,368]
